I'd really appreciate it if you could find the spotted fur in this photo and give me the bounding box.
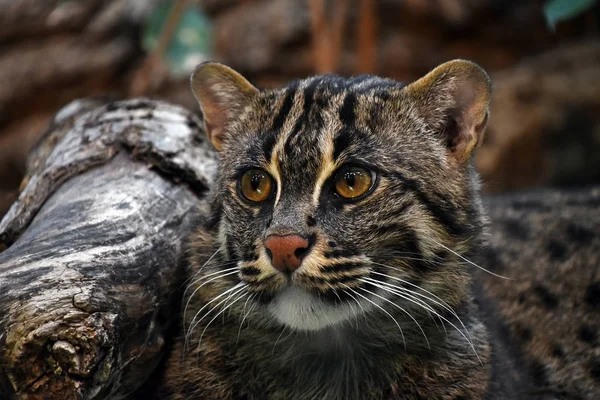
[474,186,600,399]
[149,61,599,400]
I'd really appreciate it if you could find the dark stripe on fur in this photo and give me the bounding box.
[225,235,239,261]
[240,266,260,276]
[241,251,259,262]
[271,82,299,131]
[392,172,468,237]
[372,222,408,237]
[339,92,356,126]
[396,229,429,270]
[333,129,352,160]
[321,262,364,273]
[284,80,319,154]
[261,130,279,161]
[324,249,360,259]
[307,274,365,285]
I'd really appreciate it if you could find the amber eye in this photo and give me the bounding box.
[240,169,273,202]
[334,167,373,199]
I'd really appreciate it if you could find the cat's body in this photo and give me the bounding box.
[152,61,599,399]
[474,186,600,399]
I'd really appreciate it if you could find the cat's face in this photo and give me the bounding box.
[191,61,491,332]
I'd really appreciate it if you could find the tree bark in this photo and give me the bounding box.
[0,99,217,399]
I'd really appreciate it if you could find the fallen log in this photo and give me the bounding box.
[0,99,217,399]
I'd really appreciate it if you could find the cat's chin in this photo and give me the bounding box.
[266,286,359,332]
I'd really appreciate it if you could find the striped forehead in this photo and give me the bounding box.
[263,78,337,198]
[255,75,401,201]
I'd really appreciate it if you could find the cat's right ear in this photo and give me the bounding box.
[405,60,491,164]
[191,62,259,151]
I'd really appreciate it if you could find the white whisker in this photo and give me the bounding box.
[183,246,225,287]
[236,293,257,344]
[432,240,511,280]
[364,273,472,342]
[359,285,430,350]
[183,269,241,337]
[272,326,288,356]
[368,265,472,338]
[197,290,248,353]
[341,283,406,351]
[341,287,369,329]
[184,265,239,304]
[185,282,245,351]
[364,276,446,318]
[390,255,448,267]
[363,279,482,364]
[186,263,239,288]
[363,277,446,333]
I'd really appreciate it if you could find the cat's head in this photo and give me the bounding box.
[190,61,491,332]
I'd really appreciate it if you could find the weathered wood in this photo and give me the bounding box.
[0,99,217,399]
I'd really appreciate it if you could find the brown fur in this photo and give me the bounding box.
[145,61,599,400]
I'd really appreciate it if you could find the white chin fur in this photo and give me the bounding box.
[267,286,359,331]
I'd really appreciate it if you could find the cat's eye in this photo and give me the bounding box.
[239,169,273,203]
[334,166,374,199]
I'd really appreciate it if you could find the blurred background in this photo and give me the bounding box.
[0,0,599,220]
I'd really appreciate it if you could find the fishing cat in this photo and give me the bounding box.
[151,60,599,399]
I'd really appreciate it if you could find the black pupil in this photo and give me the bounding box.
[251,174,263,191]
[345,170,358,188]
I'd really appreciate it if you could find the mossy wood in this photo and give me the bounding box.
[0,99,217,399]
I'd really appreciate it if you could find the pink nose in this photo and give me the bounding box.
[264,235,311,272]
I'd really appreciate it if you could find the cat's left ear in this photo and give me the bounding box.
[405,60,491,163]
[191,62,259,151]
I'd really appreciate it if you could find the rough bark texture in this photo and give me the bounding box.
[0,99,217,399]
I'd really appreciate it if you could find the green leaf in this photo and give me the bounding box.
[543,0,598,30]
[143,2,213,77]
